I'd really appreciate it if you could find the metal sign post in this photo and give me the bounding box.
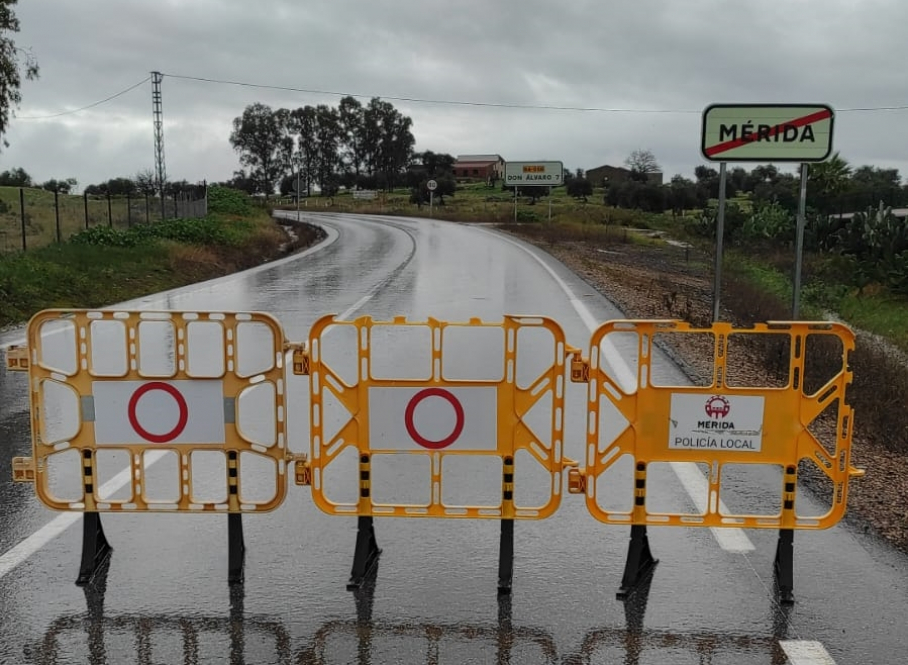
[792,163,809,319]
[295,170,301,220]
[427,179,437,218]
[700,103,836,603]
[712,163,728,323]
[700,102,836,323]
[504,161,564,224]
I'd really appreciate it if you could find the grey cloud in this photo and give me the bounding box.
[2,0,906,188]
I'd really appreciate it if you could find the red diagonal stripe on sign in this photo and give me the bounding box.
[704,108,832,158]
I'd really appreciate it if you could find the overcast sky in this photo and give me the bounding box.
[3,0,907,191]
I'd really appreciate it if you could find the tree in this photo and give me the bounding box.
[227,170,257,195]
[163,179,191,195]
[668,175,697,217]
[566,176,593,201]
[106,177,136,196]
[0,166,31,186]
[84,177,136,196]
[288,105,317,197]
[134,169,157,195]
[312,104,341,195]
[729,167,752,194]
[694,165,718,183]
[752,172,799,213]
[337,96,365,177]
[430,175,456,204]
[625,149,660,181]
[808,152,851,214]
[0,1,38,150]
[229,103,286,196]
[691,166,734,206]
[751,164,779,184]
[846,165,904,209]
[606,180,667,212]
[231,97,417,196]
[362,98,415,191]
[40,177,76,194]
[503,185,549,204]
[413,150,455,178]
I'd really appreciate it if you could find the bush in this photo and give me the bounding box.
[685,201,748,242]
[69,225,142,247]
[135,217,249,246]
[207,186,252,216]
[516,209,541,223]
[68,216,251,249]
[740,201,795,244]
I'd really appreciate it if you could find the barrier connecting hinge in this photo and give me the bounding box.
[5,345,29,371]
[12,457,36,483]
[286,342,310,376]
[286,452,311,485]
[568,350,590,383]
[567,468,587,494]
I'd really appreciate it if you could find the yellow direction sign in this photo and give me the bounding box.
[701,104,834,162]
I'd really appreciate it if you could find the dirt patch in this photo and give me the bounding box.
[505,229,908,552]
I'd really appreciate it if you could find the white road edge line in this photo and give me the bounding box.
[492,230,755,553]
[0,450,167,579]
[780,640,837,664]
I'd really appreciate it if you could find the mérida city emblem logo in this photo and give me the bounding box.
[669,393,765,452]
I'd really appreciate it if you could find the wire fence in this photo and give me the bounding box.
[0,185,208,254]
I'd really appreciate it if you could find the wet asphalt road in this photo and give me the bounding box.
[1,212,907,664]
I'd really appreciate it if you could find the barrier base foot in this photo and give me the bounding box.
[617,525,658,600]
[774,528,794,605]
[498,519,514,594]
[228,513,246,586]
[76,512,112,586]
[348,516,381,590]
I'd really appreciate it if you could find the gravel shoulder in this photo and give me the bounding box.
[507,230,908,553]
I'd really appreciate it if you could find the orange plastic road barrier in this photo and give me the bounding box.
[569,320,863,530]
[302,314,573,519]
[10,309,291,513]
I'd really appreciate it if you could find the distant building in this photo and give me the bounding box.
[585,164,663,187]
[453,154,505,180]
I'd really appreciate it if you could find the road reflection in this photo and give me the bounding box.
[25,560,794,664]
[563,575,792,665]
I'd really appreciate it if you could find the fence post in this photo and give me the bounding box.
[127,192,131,227]
[54,189,61,242]
[145,193,150,224]
[172,191,178,219]
[19,187,26,251]
[107,192,113,228]
[84,192,89,229]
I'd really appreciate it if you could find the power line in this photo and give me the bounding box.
[16,77,151,119]
[162,72,908,114]
[161,72,701,113]
[14,71,908,120]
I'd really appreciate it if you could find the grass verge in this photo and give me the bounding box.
[0,188,324,329]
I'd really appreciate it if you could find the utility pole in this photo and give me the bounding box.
[152,71,167,219]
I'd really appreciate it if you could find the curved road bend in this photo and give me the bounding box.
[0,212,904,664]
